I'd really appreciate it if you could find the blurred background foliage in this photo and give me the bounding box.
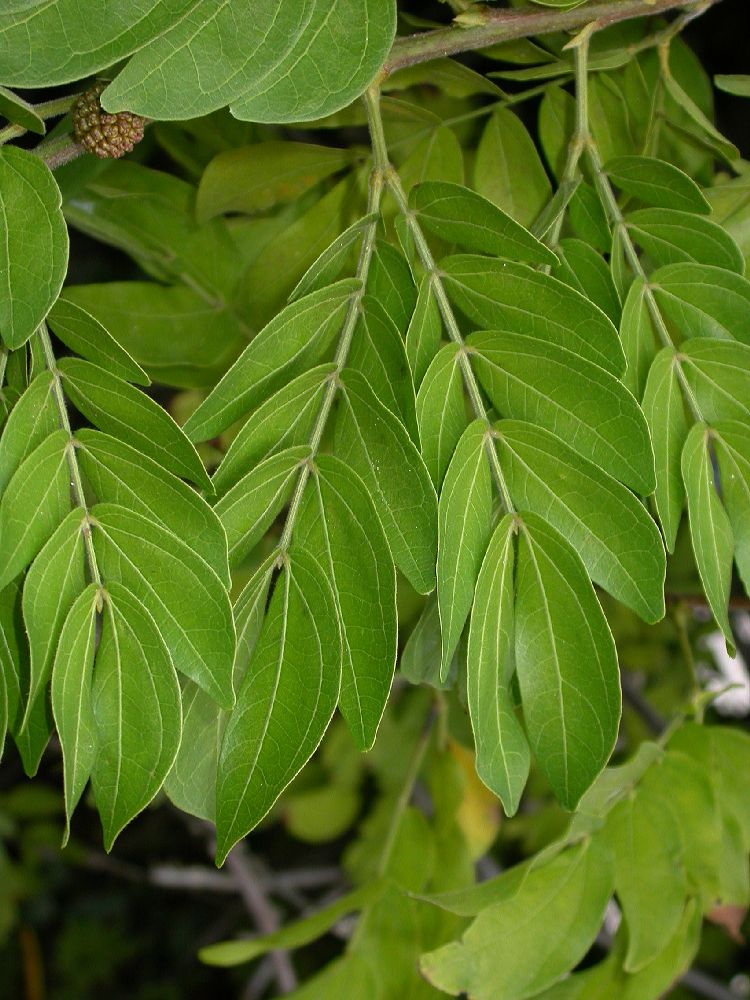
[1,1,749,997]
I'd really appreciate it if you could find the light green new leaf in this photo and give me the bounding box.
[196,142,353,221]
[514,514,621,808]
[602,785,687,971]
[290,216,376,302]
[92,504,235,708]
[496,421,666,623]
[469,330,654,493]
[441,255,624,376]
[474,108,551,228]
[625,208,744,273]
[0,86,45,134]
[0,371,58,494]
[605,156,710,214]
[437,421,494,681]
[105,0,397,124]
[642,349,689,553]
[58,358,211,490]
[75,429,229,585]
[296,456,397,751]
[680,338,750,423]
[421,839,615,999]
[715,74,750,97]
[0,147,68,349]
[681,424,735,651]
[714,421,750,592]
[620,277,657,400]
[201,881,384,966]
[416,344,467,489]
[47,298,149,386]
[92,583,182,850]
[662,71,739,164]
[64,282,247,390]
[184,281,357,442]
[0,430,72,591]
[215,447,310,569]
[215,549,341,864]
[212,365,335,496]
[406,276,443,389]
[348,296,418,440]
[411,182,557,266]
[650,262,750,346]
[51,584,99,841]
[21,510,86,728]
[552,239,621,325]
[165,558,274,822]
[467,514,530,815]
[336,370,438,595]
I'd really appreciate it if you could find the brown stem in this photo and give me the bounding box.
[384,0,723,75]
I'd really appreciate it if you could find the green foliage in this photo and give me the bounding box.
[1,1,750,996]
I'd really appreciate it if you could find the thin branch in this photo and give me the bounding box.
[384,0,723,75]
[666,593,750,611]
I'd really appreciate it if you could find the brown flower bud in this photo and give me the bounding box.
[71,81,145,159]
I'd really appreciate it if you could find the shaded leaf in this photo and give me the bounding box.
[0,371,58,494]
[651,262,750,345]
[406,276,443,388]
[605,155,710,214]
[417,343,467,489]
[47,298,149,385]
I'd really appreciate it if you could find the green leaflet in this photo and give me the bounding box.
[0,651,6,762]
[196,142,354,221]
[715,74,750,96]
[416,343,467,489]
[620,277,657,400]
[714,421,750,590]
[212,365,335,496]
[568,182,611,253]
[530,178,580,241]
[215,447,310,568]
[469,330,654,493]
[437,421,494,682]
[642,349,689,553]
[0,581,24,760]
[410,181,557,266]
[290,215,377,302]
[50,583,99,842]
[0,147,68,349]
[348,296,419,441]
[165,557,275,822]
[296,455,397,752]
[0,371,58,494]
[680,338,750,423]
[625,208,745,273]
[184,281,357,442]
[400,595,454,690]
[91,504,235,709]
[335,370,438,596]
[474,108,552,228]
[397,124,465,195]
[495,421,666,623]
[215,549,342,864]
[92,583,182,850]
[421,839,615,1000]
[104,0,397,124]
[385,58,505,98]
[367,241,417,335]
[662,70,739,164]
[539,84,576,181]
[64,282,247,390]
[602,785,687,971]
[604,155,711,214]
[650,262,750,345]
[0,429,72,592]
[405,276,443,389]
[21,510,87,728]
[75,429,230,586]
[552,239,621,325]
[47,298,149,386]
[467,514,530,815]
[441,254,624,376]
[514,514,621,809]
[58,358,211,490]
[681,424,735,651]
[200,881,385,966]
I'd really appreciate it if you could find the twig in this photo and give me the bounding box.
[223,844,298,994]
[384,0,723,75]
[681,967,740,1000]
[666,593,750,611]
